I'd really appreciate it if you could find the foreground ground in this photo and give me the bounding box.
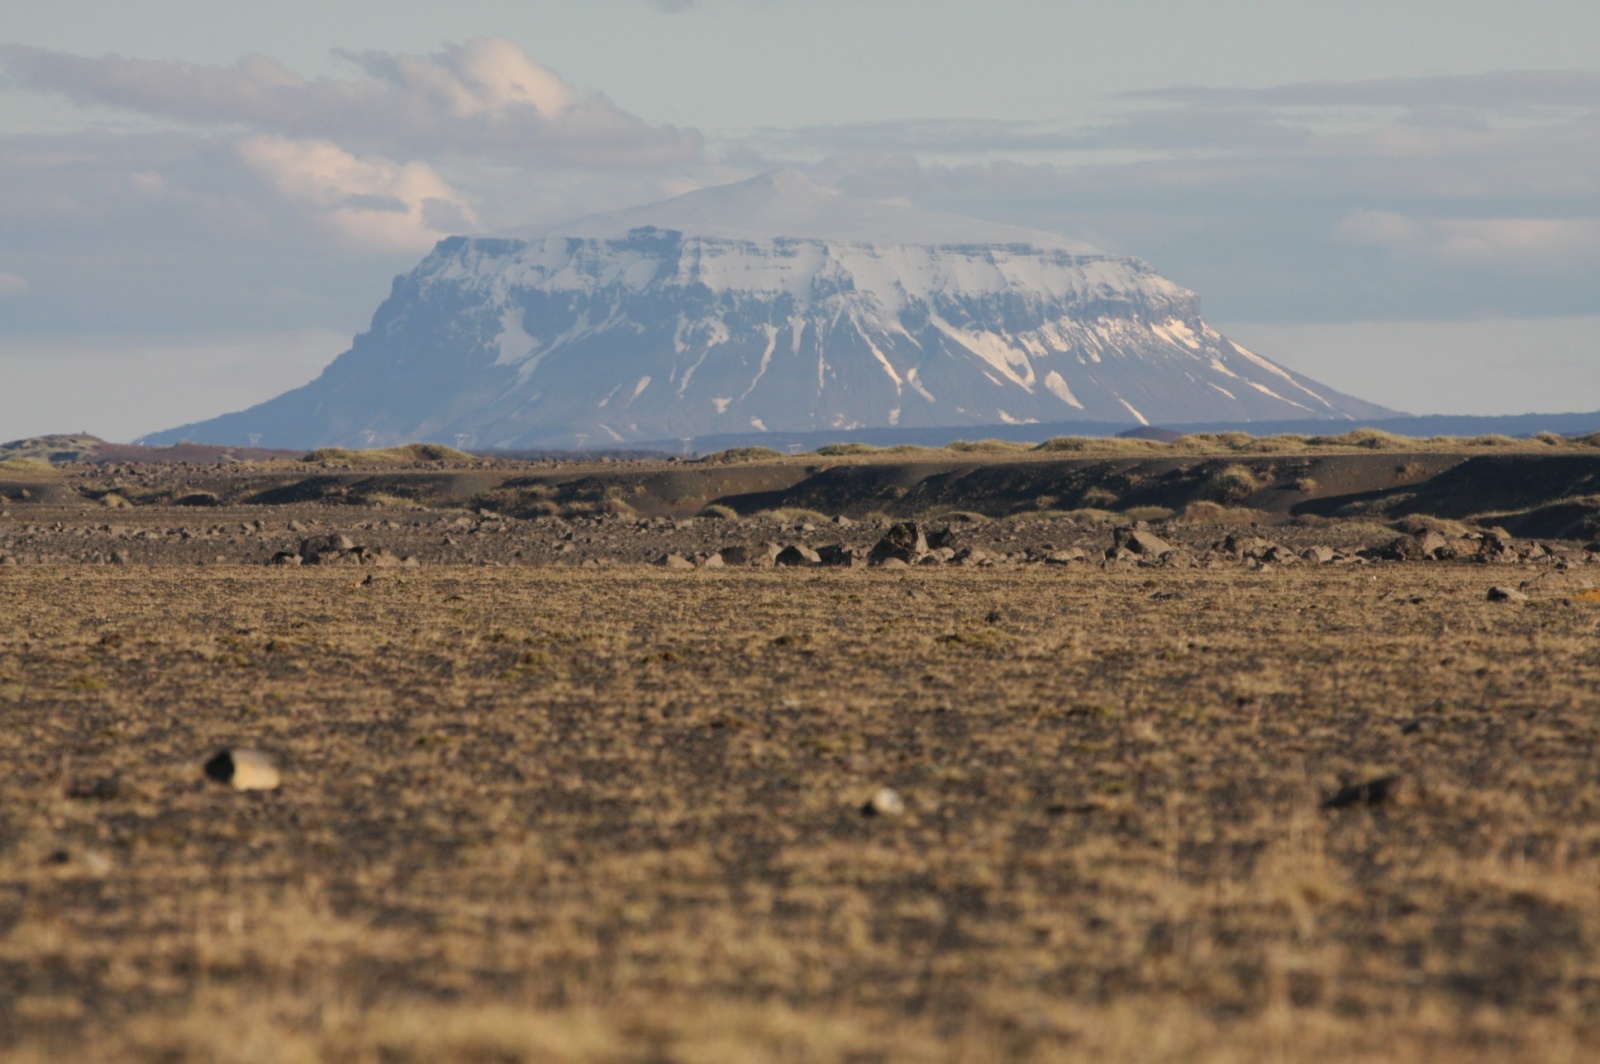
[4,562,1600,1062]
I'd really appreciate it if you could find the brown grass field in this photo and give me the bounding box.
[4,560,1600,1062]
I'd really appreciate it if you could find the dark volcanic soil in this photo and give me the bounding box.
[1,447,1597,571]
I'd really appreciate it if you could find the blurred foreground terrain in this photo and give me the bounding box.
[2,434,1600,1062]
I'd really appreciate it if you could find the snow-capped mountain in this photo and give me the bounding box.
[144,171,1391,449]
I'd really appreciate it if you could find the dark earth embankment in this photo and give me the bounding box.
[7,445,1596,537]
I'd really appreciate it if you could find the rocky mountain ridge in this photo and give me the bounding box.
[144,171,1392,449]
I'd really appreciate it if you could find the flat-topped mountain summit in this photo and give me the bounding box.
[145,171,1391,449]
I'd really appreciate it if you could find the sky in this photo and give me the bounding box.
[2,0,1599,440]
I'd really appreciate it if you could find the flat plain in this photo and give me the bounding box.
[5,562,1600,1062]
[3,439,1600,1062]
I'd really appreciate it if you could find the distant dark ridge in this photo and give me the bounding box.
[111,410,1600,462]
[628,411,1600,457]
[633,421,1139,456]
[1164,412,1600,439]
[472,449,679,463]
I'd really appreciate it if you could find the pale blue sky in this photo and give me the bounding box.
[3,0,1599,438]
[10,0,1599,127]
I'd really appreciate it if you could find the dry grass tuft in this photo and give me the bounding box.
[945,439,1033,453]
[302,443,475,465]
[698,446,788,464]
[0,457,55,473]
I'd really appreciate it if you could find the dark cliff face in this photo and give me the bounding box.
[144,231,1392,450]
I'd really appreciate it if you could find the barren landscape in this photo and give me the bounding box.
[3,436,1600,1062]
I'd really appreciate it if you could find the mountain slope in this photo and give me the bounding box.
[144,172,1393,449]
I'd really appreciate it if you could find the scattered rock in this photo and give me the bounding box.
[1301,545,1337,564]
[816,544,865,567]
[1113,527,1175,557]
[45,848,113,875]
[66,776,122,801]
[109,550,131,565]
[870,522,927,565]
[300,533,356,564]
[656,552,696,569]
[862,787,906,817]
[1486,585,1528,602]
[696,551,726,569]
[775,544,822,567]
[1221,534,1279,561]
[1415,531,1451,559]
[203,748,281,792]
[1150,548,1198,569]
[1322,774,1402,810]
[1477,531,1521,563]
[720,542,782,567]
[1520,571,1595,593]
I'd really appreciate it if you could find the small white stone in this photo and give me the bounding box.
[865,787,905,817]
[205,748,281,792]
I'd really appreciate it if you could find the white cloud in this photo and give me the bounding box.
[1335,209,1428,247]
[774,70,1600,321]
[1122,71,1600,111]
[0,38,702,167]
[237,136,476,251]
[1338,210,1600,263]
[337,37,578,118]
[0,271,30,296]
[0,36,707,270]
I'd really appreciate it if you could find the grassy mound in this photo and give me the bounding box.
[302,443,476,465]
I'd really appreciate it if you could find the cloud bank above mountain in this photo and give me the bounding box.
[0,37,701,256]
